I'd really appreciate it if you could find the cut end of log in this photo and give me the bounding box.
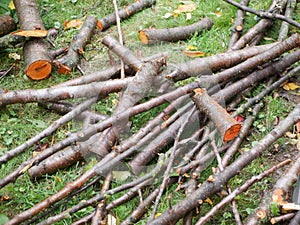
[138,30,149,44]
[97,20,104,31]
[193,88,205,95]
[26,60,52,80]
[223,123,242,142]
[57,64,72,75]
[235,24,243,32]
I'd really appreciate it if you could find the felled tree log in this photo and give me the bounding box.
[0,15,16,37]
[13,0,52,80]
[98,0,156,31]
[228,0,250,48]
[228,0,278,51]
[55,16,98,74]
[166,42,276,81]
[148,104,300,225]
[278,0,297,41]
[102,35,144,72]
[139,17,213,44]
[192,88,241,142]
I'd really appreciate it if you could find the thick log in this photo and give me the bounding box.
[228,0,250,48]
[98,0,156,31]
[13,0,52,80]
[55,16,98,74]
[165,43,277,81]
[192,88,241,142]
[0,15,16,37]
[139,17,213,44]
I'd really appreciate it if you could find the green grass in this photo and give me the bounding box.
[0,0,298,224]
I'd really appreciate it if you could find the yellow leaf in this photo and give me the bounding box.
[176,3,197,13]
[154,213,161,218]
[204,197,213,205]
[64,19,83,30]
[8,1,15,10]
[183,50,205,58]
[8,52,21,60]
[215,11,222,17]
[172,10,181,17]
[186,45,197,51]
[283,82,300,91]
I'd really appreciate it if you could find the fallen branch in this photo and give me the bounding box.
[228,0,250,48]
[223,0,300,29]
[139,17,213,44]
[166,43,277,81]
[55,16,98,74]
[98,0,156,31]
[196,159,292,225]
[278,0,297,41]
[148,104,300,224]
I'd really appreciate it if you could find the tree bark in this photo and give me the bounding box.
[148,104,300,225]
[13,0,52,80]
[0,15,16,37]
[98,0,156,31]
[139,17,213,44]
[55,16,98,74]
[192,88,241,142]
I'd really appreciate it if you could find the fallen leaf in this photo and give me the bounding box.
[207,175,215,182]
[204,197,213,205]
[11,30,48,37]
[172,9,181,17]
[285,131,296,138]
[186,12,192,20]
[186,45,197,51]
[163,12,173,19]
[215,11,222,17]
[64,19,83,30]
[8,53,20,61]
[8,1,15,10]
[176,3,197,13]
[183,50,205,58]
[297,133,300,151]
[283,82,300,91]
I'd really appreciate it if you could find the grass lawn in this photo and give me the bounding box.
[0,0,299,224]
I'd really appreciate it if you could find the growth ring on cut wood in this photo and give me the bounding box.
[26,60,52,80]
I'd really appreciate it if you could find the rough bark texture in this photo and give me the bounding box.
[56,16,98,74]
[98,0,156,31]
[192,88,241,142]
[139,17,213,44]
[0,15,17,37]
[148,104,300,225]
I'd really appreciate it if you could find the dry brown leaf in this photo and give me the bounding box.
[11,30,48,37]
[204,197,213,205]
[183,50,205,58]
[176,3,197,13]
[64,19,83,30]
[296,121,300,133]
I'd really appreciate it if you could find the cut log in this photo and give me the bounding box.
[55,16,98,74]
[13,0,52,80]
[98,0,156,31]
[0,15,17,37]
[192,88,241,142]
[139,17,213,44]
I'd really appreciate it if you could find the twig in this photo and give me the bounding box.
[112,0,125,79]
[150,107,197,220]
[195,159,292,225]
[278,0,297,41]
[223,0,300,29]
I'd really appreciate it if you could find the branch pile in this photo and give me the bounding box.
[1,0,300,224]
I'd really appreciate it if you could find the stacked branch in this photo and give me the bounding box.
[2,1,300,224]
